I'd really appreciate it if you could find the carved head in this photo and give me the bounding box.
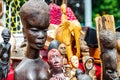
[20,0,49,50]
[100,30,116,48]
[48,49,63,71]
[70,56,79,68]
[1,29,11,43]
[58,43,66,55]
[48,40,61,51]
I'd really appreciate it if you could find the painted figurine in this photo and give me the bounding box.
[48,49,66,80]
[14,0,50,80]
[0,29,11,80]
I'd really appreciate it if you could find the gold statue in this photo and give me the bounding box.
[55,0,82,61]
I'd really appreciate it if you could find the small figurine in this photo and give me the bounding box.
[58,43,68,65]
[14,0,50,80]
[64,64,72,79]
[0,29,11,80]
[76,69,92,80]
[48,49,66,80]
[100,30,119,80]
[70,55,79,80]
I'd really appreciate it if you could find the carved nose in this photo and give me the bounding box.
[37,31,44,39]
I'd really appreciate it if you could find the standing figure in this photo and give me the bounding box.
[48,49,66,80]
[0,29,11,80]
[100,30,119,80]
[14,0,50,80]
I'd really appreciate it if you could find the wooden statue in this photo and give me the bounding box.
[96,15,119,80]
[80,34,97,80]
[58,43,68,65]
[70,55,79,80]
[83,57,96,80]
[48,49,66,80]
[64,64,72,79]
[116,32,120,77]
[55,0,82,61]
[14,0,50,80]
[0,29,11,80]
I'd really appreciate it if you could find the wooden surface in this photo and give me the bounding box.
[95,15,115,52]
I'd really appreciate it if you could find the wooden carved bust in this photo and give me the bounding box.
[14,0,50,80]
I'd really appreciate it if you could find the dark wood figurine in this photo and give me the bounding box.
[14,0,50,80]
[0,29,11,80]
[99,30,119,80]
[96,15,119,80]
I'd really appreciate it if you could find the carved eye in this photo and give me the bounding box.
[44,29,48,33]
[107,69,113,74]
[31,28,38,32]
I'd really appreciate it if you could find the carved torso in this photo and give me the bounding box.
[15,57,50,80]
[0,42,11,63]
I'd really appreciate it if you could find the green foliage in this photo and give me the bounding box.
[92,0,120,27]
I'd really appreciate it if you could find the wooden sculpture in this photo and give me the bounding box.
[80,34,97,80]
[96,15,119,80]
[55,0,82,61]
[48,49,66,80]
[0,29,11,80]
[58,43,68,65]
[14,0,50,80]
[70,55,79,80]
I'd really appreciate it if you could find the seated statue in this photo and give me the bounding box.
[14,0,50,80]
[0,29,11,80]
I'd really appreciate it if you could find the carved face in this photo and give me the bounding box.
[105,68,118,80]
[48,49,63,70]
[58,43,66,55]
[70,56,79,68]
[2,29,11,43]
[22,11,49,50]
